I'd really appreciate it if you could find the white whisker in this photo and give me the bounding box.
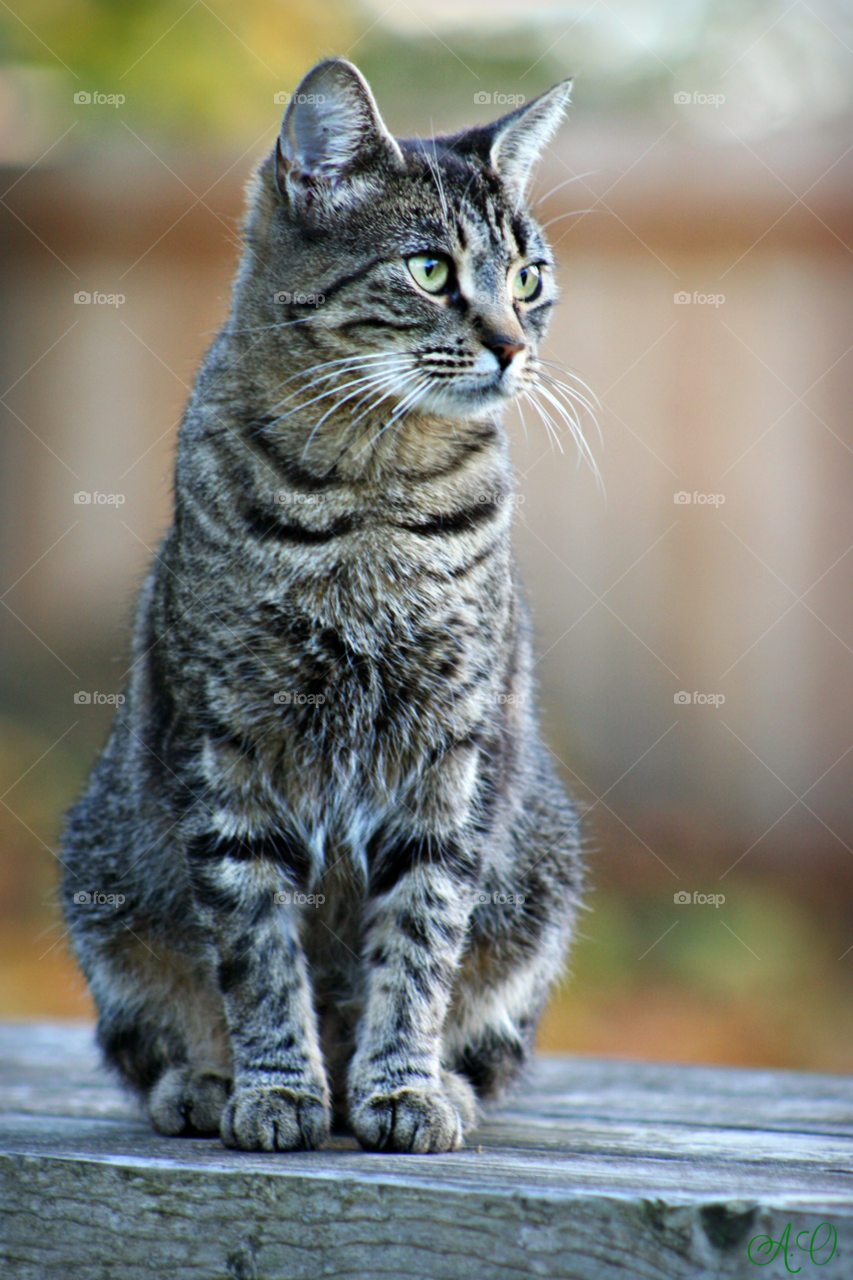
[534,171,602,206]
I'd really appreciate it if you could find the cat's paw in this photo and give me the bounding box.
[220,1084,330,1151]
[148,1066,232,1137]
[349,1071,478,1153]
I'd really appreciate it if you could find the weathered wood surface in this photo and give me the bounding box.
[1,1023,852,1278]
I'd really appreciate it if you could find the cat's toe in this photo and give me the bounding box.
[148,1066,232,1137]
[350,1073,477,1153]
[220,1084,330,1151]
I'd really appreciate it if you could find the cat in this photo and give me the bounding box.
[61,57,585,1154]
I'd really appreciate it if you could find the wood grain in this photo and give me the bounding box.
[1,1023,851,1278]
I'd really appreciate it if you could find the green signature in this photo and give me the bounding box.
[748,1222,839,1271]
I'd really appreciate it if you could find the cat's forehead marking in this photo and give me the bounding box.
[452,192,524,304]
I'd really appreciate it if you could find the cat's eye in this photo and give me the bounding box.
[512,264,542,302]
[407,253,451,295]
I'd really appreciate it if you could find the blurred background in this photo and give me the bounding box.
[1,0,852,1071]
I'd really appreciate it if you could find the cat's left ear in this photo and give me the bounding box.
[276,59,403,211]
[458,79,573,201]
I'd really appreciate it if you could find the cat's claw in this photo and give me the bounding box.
[221,1084,330,1151]
[350,1073,478,1153]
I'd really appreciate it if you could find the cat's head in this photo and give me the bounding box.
[242,59,572,429]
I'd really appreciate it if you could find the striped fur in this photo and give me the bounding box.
[62,59,584,1153]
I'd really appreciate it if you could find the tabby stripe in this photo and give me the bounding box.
[188,830,312,889]
[334,317,420,332]
[395,500,501,537]
[243,503,356,545]
[316,258,386,303]
[368,834,481,898]
[245,419,343,490]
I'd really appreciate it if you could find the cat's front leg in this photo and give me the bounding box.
[188,831,330,1151]
[348,829,480,1153]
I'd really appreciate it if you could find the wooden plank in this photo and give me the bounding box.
[1,1022,852,1278]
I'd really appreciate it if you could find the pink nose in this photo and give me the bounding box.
[489,340,526,371]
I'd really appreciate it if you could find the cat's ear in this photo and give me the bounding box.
[276,59,403,211]
[454,80,573,201]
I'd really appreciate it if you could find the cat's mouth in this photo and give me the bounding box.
[412,349,528,420]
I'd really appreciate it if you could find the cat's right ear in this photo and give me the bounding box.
[276,59,403,214]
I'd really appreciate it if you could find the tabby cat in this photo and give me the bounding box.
[62,58,584,1154]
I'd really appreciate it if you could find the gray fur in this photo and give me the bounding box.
[61,59,584,1154]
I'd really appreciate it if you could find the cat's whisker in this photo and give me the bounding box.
[523,391,565,455]
[539,209,602,231]
[515,395,530,446]
[274,363,402,417]
[227,314,321,335]
[272,363,409,426]
[307,371,413,468]
[302,369,409,456]
[537,359,601,409]
[424,136,449,225]
[351,376,430,463]
[538,372,599,424]
[532,382,602,486]
[270,354,407,411]
[534,171,602,206]
[536,372,603,452]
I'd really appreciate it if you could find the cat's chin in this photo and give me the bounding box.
[416,380,521,422]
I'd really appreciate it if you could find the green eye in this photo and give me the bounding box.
[407,253,451,294]
[512,263,542,302]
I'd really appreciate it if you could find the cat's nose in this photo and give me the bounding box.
[485,336,526,372]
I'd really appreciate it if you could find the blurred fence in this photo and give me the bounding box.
[2,114,851,863]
